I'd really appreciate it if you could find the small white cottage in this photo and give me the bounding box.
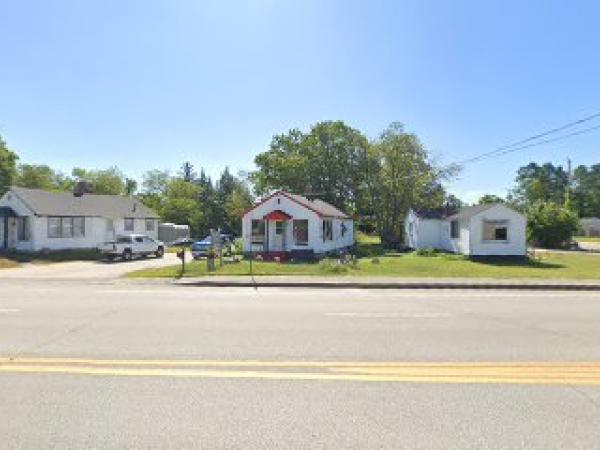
[0,186,160,252]
[242,191,354,259]
[405,203,527,256]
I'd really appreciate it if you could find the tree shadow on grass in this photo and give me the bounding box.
[468,256,565,270]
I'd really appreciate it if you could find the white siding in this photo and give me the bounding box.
[0,189,159,252]
[439,219,471,255]
[404,211,443,249]
[33,217,159,251]
[0,190,35,251]
[469,205,527,256]
[406,205,525,256]
[242,193,353,254]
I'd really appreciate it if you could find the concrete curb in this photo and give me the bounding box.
[172,279,600,291]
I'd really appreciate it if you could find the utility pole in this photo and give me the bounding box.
[565,157,573,208]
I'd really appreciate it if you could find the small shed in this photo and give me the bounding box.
[405,203,527,256]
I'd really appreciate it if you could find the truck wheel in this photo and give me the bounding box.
[122,249,133,261]
[155,246,164,258]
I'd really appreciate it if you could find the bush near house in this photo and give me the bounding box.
[527,202,579,249]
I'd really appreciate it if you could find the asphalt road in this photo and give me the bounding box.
[1,282,600,449]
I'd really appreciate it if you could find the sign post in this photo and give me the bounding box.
[176,248,185,277]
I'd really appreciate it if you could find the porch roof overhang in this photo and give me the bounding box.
[0,206,18,217]
[263,210,292,221]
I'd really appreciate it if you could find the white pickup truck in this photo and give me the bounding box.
[98,234,165,261]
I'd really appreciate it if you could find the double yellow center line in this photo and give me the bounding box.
[2,358,600,385]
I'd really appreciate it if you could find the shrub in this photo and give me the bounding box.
[317,258,355,274]
[415,248,440,257]
[233,238,243,255]
[527,202,579,249]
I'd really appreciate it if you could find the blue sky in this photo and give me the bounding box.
[2,0,599,202]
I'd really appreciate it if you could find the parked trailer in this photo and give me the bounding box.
[158,223,191,244]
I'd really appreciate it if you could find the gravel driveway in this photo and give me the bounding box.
[0,253,180,281]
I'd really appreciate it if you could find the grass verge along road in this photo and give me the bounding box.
[128,251,600,279]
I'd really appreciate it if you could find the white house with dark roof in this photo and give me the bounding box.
[405,203,527,256]
[242,190,354,258]
[0,186,160,252]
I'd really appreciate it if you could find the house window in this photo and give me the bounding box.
[17,217,31,241]
[145,219,155,232]
[483,221,509,241]
[293,220,308,246]
[323,219,333,241]
[61,217,74,238]
[48,217,61,238]
[450,220,460,239]
[251,219,265,244]
[47,217,84,238]
[341,222,348,237]
[73,217,85,238]
[124,218,134,232]
[275,221,284,235]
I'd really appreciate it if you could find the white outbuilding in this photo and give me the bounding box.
[242,190,354,259]
[405,203,527,256]
[0,186,160,252]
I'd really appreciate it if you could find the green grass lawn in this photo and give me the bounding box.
[127,251,600,280]
[576,236,600,243]
[128,232,600,280]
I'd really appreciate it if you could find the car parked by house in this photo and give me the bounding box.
[98,234,165,261]
[191,234,234,259]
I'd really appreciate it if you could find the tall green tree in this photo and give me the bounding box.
[72,166,126,195]
[14,164,72,191]
[478,194,505,205]
[368,123,457,246]
[0,135,18,195]
[161,177,205,235]
[252,121,369,213]
[572,164,600,217]
[125,178,138,195]
[510,163,569,208]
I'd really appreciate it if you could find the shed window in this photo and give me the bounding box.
[293,220,308,245]
[251,220,265,244]
[323,219,333,241]
[450,220,460,239]
[483,221,509,241]
[124,218,134,232]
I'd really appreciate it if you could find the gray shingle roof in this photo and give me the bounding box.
[10,186,159,218]
[284,192,351,218]
[445,204,496,220]
[414,204,498,220]
[412,206,458,219]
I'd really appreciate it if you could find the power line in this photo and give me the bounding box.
[457,111,600,165]
[461,123,600,164]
